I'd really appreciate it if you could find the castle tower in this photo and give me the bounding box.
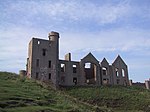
[26,31,60,88]
[48,31,59,60]
[48,31,60,87]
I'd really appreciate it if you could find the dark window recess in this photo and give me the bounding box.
[36,72,39,79]
[61,64,65,72]
[73,77,77,85]
[48,61,51,68]
[36,59,39,67]
[73,67,77,73]
[103,70,106,75]
[102,67,107,75]
[73,65,77,73]
[42,49,46,56]
[61,76,65,82]
[124,80,127,86]
[117,79,120,84]
[49,73,51,79]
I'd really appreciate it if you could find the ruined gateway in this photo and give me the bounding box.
[26,31,129,88]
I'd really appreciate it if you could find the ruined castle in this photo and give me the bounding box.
[25,31,130,88]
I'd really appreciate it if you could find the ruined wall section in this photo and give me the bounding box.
[112,56,129,86]
[101,58,112,85]
[80,53,101,86]
[26,31,130,87]
[145,79,150,89]
[26,40,33,78]
[59,60,80,86]
[27,32,59,87]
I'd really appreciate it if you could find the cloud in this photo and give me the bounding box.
[59,28,150,57]
[0,0,131,25]
[1,0,150,32]
[0,26,148,81]
[0,0,150,82]
[0,25,48,72]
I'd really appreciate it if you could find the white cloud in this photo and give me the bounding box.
[0,25,149,81]
[0,0,150,82]
[59,28,150,58]
[1,0,150,28]
[0,26,48,72]
[1,0,131,25]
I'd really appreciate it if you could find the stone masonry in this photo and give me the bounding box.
[26,31,129,87]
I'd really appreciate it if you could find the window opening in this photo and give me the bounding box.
[42,49,46,56]
[73,64,77,73]
[61,76,65,82]
[102,67,107,75]
[84,62,97,84]
[48,60,51,68]
[73,77,77,85]
[117,79,120,84]
[36,59,39,67]
[85,63,91,68]
[122,69,125,77]
[49,73,51,79]
[61,63,65,72]
[115,68,119,77]
[38,40,40,45]
[36,72,39,79]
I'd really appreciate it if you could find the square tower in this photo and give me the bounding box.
[26,31,60,87]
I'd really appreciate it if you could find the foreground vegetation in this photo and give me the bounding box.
[0,72,95,112]
[0,72,150,112]
[65,86,150,112]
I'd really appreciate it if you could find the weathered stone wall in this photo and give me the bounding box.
[112,55,129,86]
[26,32,130,87]
[101,58,112,85]
[26,31,59,88]
[145,79,150,89]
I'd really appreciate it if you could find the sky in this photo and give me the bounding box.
[0,0,150,82]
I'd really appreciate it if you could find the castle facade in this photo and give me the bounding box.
[26,31,129,88]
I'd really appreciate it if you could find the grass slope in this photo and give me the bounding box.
[0,72,95,112]
[65,86,150,112]
[0,72,150,112]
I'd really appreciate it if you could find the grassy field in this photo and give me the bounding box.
[0,72,96,112]
[65,86,150,112]
[0,72,150,112]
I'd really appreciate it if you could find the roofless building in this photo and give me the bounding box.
[26,31,129,88]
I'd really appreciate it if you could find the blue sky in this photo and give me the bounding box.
[0,0,150,82]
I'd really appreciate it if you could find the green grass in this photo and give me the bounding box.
[65,86,150,111]
[0,72,94,112]
[0,72,150,112]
